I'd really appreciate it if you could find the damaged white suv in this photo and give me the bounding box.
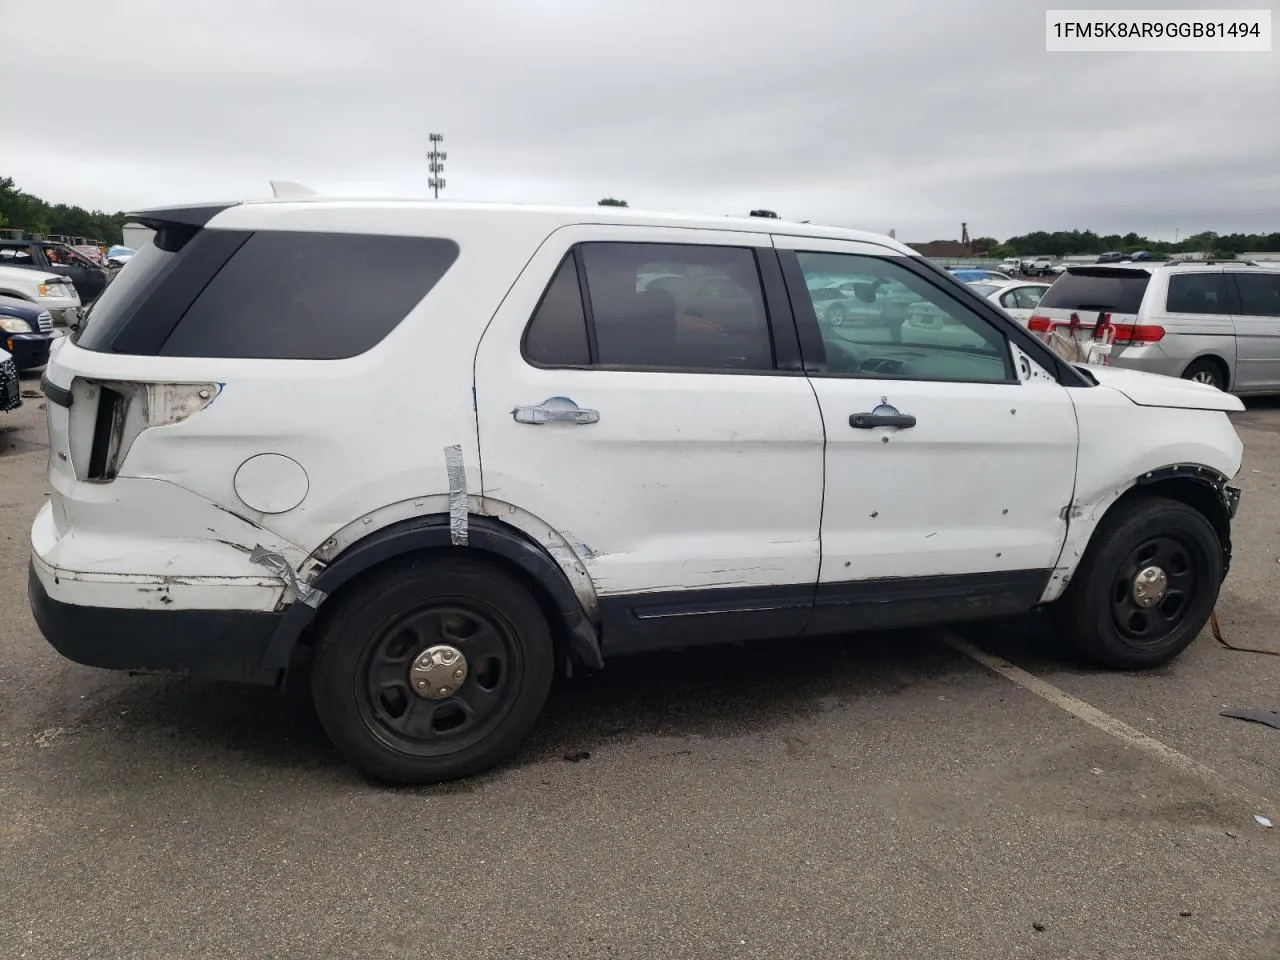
[31,197,1244,783]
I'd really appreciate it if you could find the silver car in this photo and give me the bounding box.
[1029,262,1280,394]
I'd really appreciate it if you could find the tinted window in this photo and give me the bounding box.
[579,243,774,370]
[161,232,459,359]
[1232,272,1280,318]
[1166,273,1231,315]
[0,244,36,266]
[1037,269,1150,314]
[73,236,186,350]
[523,253,590,365]
[795,252,1012,383]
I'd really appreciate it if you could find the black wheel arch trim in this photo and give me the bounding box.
[260,513,604,681]
[1130,462,1239,574]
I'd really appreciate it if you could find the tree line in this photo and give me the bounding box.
[0,177,129,244]
[971,229,1280,259]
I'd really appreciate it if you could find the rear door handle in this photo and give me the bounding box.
[849,411,916,429]
[512,396,600,425]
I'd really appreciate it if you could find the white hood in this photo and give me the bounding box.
[1083,365,1244,412]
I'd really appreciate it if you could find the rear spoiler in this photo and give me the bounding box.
[123,202,240,231]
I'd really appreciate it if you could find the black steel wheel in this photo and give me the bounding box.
[1055,496,1222,669]
[311,555,555,783]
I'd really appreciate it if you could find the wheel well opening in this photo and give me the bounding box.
[1114,477,1230,554]
[293,545,575,669]
[1184,355,1229,386]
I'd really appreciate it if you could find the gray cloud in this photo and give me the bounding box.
[6,0,1277,240]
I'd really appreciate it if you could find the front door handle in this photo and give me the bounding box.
[512,396,600,425]
[849,411,916,429]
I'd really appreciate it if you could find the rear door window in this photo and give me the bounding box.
[1166,273,1232,315]
[1037,269,1151,313]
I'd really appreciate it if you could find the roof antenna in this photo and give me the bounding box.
[269,180,317,199]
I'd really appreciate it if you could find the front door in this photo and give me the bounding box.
[773,237,1080,634]
[474,226,826,654]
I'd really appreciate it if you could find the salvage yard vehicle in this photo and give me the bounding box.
[1031,262,1280,393]
[0,265,82,327]
[0,345,20,414]
[967,280,1051,324]
[0,294,58,371]
[0,238,110,306]
[30,197,1245,783]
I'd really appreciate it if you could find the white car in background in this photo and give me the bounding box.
[968,280,1052,324]
[0,266,82,327]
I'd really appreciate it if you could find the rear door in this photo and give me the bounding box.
[773,237,1079,634]
[473,226,825,655]
[1226,269,1280,390]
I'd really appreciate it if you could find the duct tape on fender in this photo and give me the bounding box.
[250,544,327,609]
[445,444,468,546]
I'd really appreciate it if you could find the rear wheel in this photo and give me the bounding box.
[1055,497,1222,669]
[1182,357,1227,391]
[310,555,555,783]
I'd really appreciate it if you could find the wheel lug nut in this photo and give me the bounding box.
[453,669,464,680]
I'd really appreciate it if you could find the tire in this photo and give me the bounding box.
[310,554,555,783]
[1182,358,1227,391]
[1055,496,1222,669]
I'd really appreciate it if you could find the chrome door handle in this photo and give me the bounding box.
[512,396,600,425]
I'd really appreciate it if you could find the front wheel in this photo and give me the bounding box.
[1054,496,1223,669]
[310,555,556,783]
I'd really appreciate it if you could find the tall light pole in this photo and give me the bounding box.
[427,132,447,199]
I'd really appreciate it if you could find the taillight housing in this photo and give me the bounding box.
[1112,324,1165,344]
[1026,315,1164,344]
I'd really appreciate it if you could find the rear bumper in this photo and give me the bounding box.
[28,562,284,685]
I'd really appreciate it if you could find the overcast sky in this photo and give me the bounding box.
[6,0,1277,241]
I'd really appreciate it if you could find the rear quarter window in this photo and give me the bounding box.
[1037,269,1151,314]
[161,232,459,359]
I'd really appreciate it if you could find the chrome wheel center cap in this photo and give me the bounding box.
[1131,565,1168,608]
[409,645,468,700]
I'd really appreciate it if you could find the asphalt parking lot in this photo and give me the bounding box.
[1,374,1278,960]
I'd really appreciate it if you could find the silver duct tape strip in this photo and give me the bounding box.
[250,544,327,609]
[445,444,468,546]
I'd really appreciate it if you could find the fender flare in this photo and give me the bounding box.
[259,513,604,680]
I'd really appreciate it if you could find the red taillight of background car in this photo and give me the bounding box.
[1028,315,1051,332]
[1111,324,1165,344]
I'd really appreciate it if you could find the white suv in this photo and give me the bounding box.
[31,197,1246,783]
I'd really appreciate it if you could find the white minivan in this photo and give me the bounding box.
[31,196,1245,782]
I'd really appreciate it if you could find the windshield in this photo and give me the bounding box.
[1037,269,1151,313]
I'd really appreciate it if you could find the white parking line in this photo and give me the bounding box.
[937,630,1277,815]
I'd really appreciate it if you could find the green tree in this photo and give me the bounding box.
[0,176,128,243]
